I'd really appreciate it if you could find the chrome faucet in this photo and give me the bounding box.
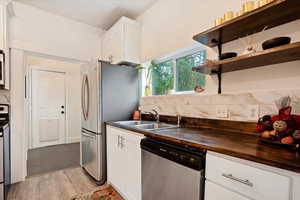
[143,109,160,123]
[177,114,181,127]
[152,109,160,123]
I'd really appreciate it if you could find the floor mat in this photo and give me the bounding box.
[27,143,80,176]
[71,184,124,200]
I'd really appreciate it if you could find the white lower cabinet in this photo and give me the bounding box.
[205,181,250,200]
[106,126,144,200]
[205,151,291,200]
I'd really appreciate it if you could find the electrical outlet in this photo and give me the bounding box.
[216,105,228,118]
[247,105,259,121]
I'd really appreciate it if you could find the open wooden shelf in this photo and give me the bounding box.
[193,0,300,47]
[192,42,300,74]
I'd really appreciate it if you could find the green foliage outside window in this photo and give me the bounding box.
[152,60,174,95]
[150,50,206,96]
[176,51,206,92]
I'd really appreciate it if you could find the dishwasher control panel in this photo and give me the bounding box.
[141,137,206,171]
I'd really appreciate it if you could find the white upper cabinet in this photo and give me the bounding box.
[102,17,141,65]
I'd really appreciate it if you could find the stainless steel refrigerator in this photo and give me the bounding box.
[81,61,140,185]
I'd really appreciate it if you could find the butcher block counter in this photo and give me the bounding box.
[106,119,300,174]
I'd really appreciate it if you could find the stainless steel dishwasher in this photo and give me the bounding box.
[141,137,206,200]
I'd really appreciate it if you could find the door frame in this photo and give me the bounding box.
[29,67,67,149]
[10,48,85,183]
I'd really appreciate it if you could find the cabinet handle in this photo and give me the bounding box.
[117,135,120,147]
[120,136,125,148]
[222,173,253,187]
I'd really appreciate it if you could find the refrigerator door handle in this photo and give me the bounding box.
[82,132,96,139]
[81,75,87,120]
[85,75,90,120]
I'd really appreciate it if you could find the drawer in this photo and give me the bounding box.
[206,152,290,200]
[205,181,250,200]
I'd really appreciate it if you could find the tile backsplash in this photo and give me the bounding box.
[139,89,300,122]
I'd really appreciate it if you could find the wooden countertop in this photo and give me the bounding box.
[107,122,300,174]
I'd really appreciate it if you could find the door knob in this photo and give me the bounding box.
[61,111,65,114]
[61,106,64,109]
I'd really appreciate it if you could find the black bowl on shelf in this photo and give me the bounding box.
[219,52,237,60]
[262,37,291,50]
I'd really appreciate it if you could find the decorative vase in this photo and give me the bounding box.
[144,85,152,96]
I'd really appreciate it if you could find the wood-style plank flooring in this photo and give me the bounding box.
[8,167,99,200]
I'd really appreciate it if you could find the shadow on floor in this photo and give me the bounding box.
[27,143,80,177]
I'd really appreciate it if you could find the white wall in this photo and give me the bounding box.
[137,0,241,62]
[137,0,300,94]
[9,1,103,61]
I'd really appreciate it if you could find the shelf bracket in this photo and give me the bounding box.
[216,36,223,94]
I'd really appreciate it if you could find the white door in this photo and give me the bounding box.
[32,69,66,148]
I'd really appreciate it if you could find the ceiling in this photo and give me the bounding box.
[14,0,157,29]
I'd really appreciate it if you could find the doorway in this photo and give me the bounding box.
[26,61,81,177]
[31,69,66,148]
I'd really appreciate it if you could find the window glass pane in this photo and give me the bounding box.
[176,51,206,92]
[152,60,174,95]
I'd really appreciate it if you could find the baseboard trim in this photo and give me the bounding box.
[67,137,81,144]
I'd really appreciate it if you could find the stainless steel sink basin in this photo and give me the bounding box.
[114,121,177,131]
[135,123,177,130]
[115,121,154,126]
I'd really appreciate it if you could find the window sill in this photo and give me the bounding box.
[142,90,204,98]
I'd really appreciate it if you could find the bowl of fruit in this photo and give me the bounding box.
[257,96,300,151]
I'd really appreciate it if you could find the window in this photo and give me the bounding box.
[150,50,206,96]
[152,60,174,95]
[176,51,206,92]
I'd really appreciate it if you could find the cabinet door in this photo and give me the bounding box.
[107,126,144,200]
[205,181,250,200]
[124,23,140,64]
[108,23,123,64]
[106,127,126,193]
[122,133,143,200]
[102,32,113,62]
[102,23,123,64]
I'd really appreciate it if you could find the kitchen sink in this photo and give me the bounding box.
[114,121,177,131]
[135,123,177,130]
[115,121,154,126]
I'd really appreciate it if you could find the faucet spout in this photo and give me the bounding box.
[152,109,160,123]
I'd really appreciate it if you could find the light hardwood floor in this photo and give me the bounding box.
[8,167,99,200]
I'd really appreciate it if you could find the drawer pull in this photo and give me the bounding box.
[222,173,253,187]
